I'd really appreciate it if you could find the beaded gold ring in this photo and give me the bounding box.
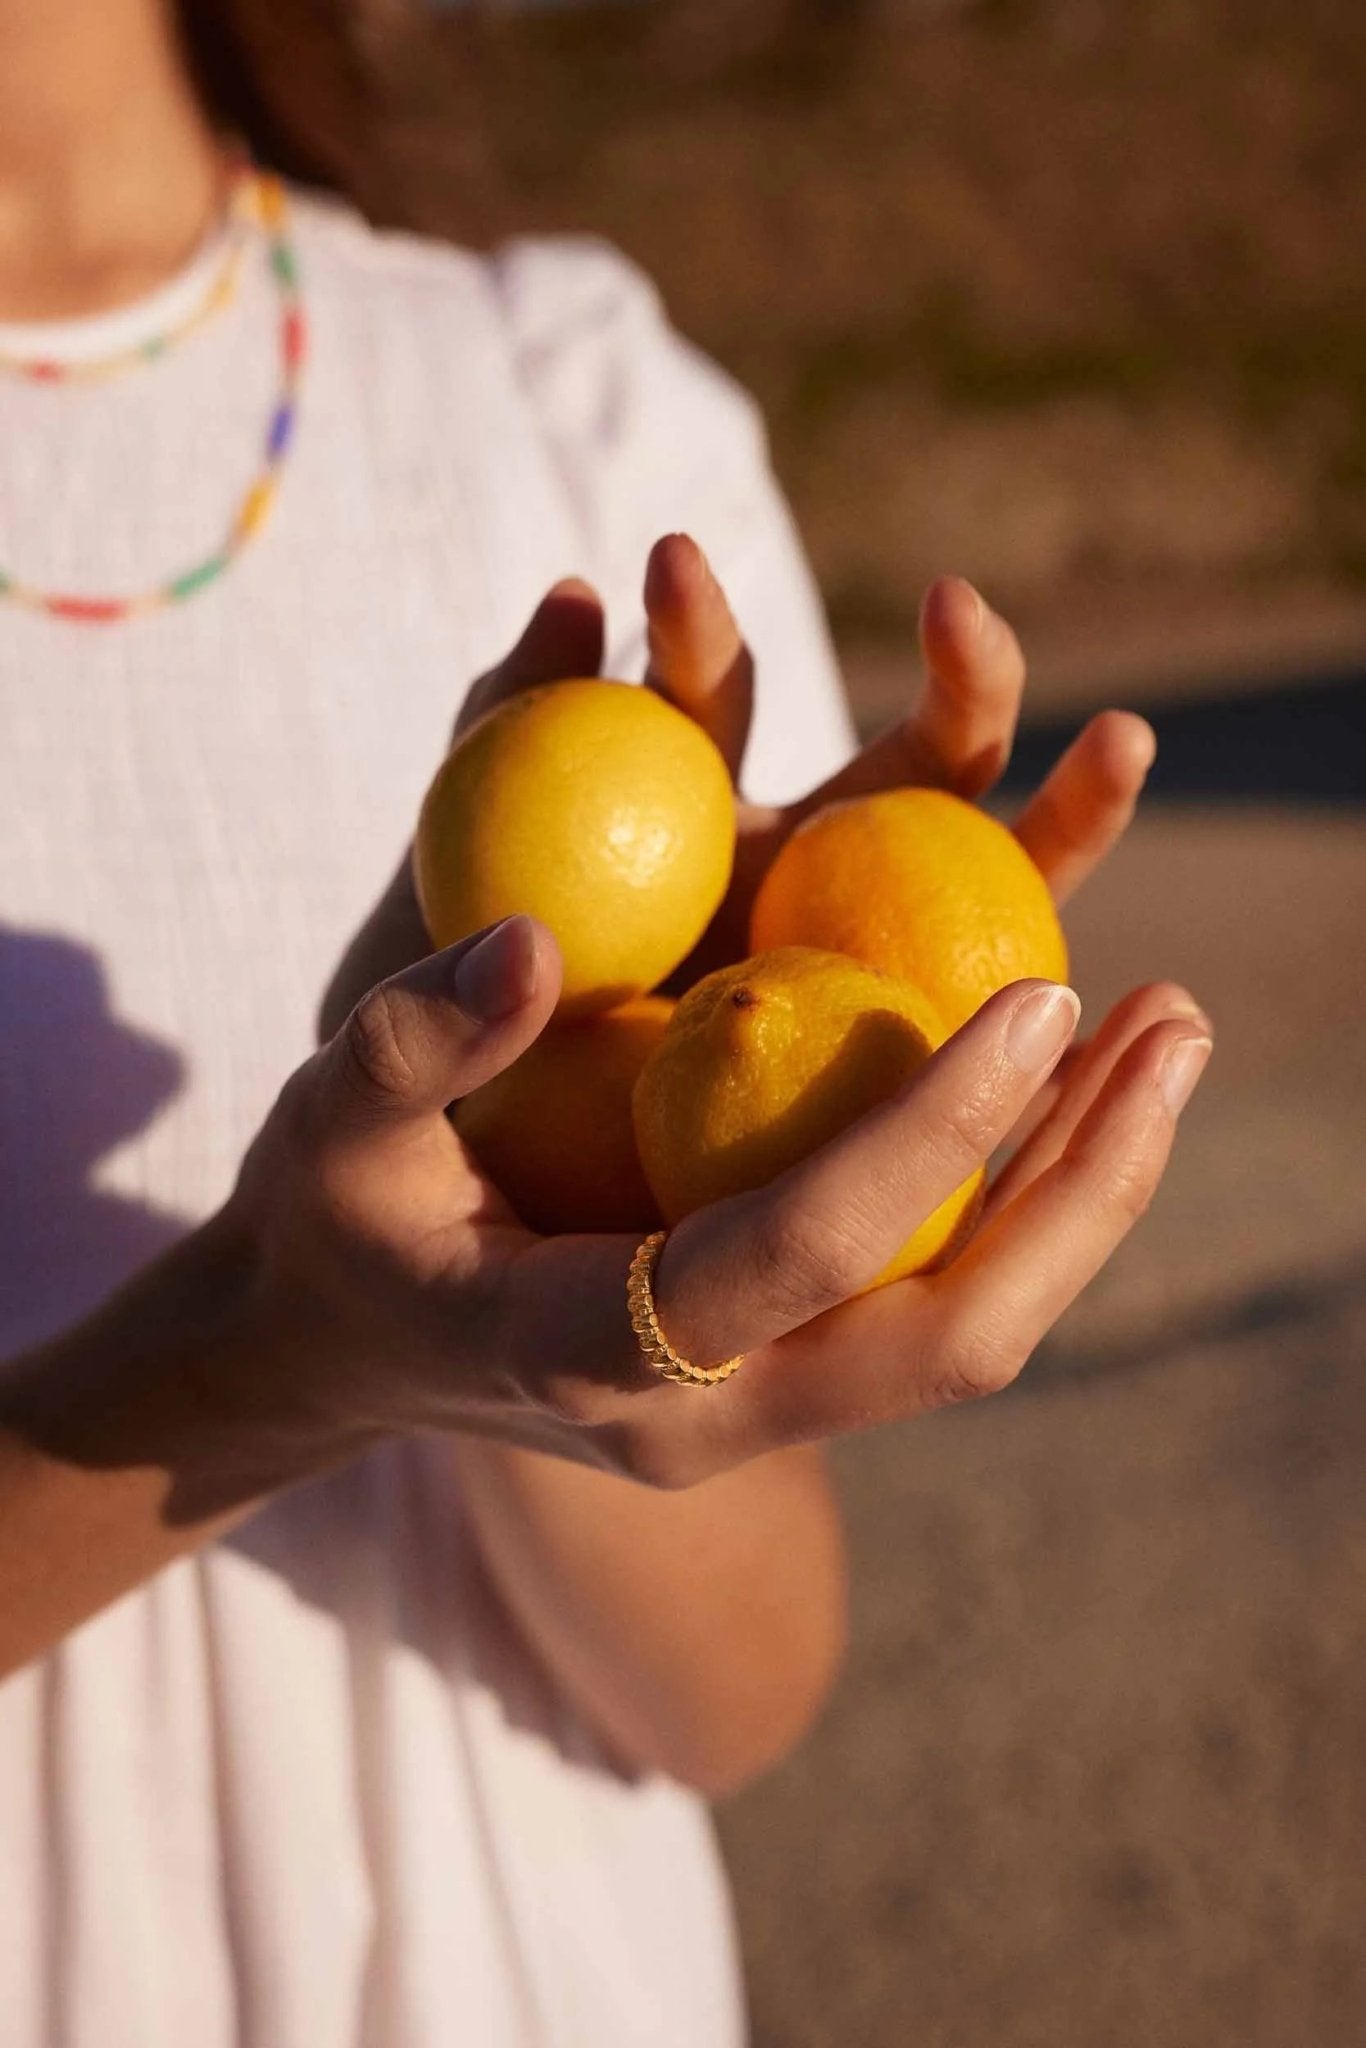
[627,1230,745,1388]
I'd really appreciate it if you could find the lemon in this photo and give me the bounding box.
[750,787,1066,1033]
[414,679,735,1016]
[633,948,982,1289]
[458,996,673,1234]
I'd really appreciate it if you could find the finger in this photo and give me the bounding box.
[454,578,606,739]
[919,1018,1211,1397]
[709,1014,1211,1455]
[992,1039,1082,1158]
[642,532,754,780]
[783,577,1025,830]
[915,576,1027,797]
[323,915,562,1140]
[653,976,1080,1369]
[987,980,1210,1218]
[493,976,1076,1472]
[1013,709,1156,905]
[508,1008,1206,1485]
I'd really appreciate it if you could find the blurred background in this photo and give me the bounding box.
[429,2,1366,2040]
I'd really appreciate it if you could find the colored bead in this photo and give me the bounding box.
[234,477,277,544]
[46,595,130,624]
[256,177,287,231]
[165,555,231,602]
[266,400,295,462]
[282,306,307,371]
[270,242,299,290]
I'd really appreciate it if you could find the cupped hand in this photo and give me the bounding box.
[320,534,1153,1033]
[227,913,1209,1488]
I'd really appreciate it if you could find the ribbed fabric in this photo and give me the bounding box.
[0,190,854,2048]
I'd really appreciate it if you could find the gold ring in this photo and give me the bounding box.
[627,1230,745,1388]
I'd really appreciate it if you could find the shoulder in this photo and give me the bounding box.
[290,192,765,456]
[483,234,780,588]
[484,231,770,470]
[287,187,488,334]
[287,189,658,334]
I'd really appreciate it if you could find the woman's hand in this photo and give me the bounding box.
[319,534,1151,1034]
[221,912,1208,1494]
[0,758,1207,1679]
[287,540,1208,1491]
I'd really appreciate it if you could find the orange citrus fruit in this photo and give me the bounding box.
[750,787,1067,1034]
[414,680,735,1016]
[633,948,982,1289]
[459,996,674,1234]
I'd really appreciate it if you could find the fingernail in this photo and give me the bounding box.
[962,579,987,639]
[454,916,536,1022]
[1005,983,1081,1072]
[680,534,712,586]
[1170,998,1213,1034]
[925,575,987,641]
[1161,1034,1212,1116]
[646,534,707,607]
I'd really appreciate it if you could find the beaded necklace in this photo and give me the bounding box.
[0,169,306,625]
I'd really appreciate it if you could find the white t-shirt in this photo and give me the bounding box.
[0,189,854,2048]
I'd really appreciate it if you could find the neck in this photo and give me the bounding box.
[0,0,228,321]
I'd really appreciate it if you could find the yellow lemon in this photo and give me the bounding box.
[633,948,983,1289]
[414,680,735,1016]
[750,787,1067,1033]
[458,996,673,1235]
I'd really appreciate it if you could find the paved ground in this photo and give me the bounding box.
[717,672,1366,2046]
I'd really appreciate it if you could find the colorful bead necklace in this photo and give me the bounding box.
[0,160,255,386]
[0,169,306,625]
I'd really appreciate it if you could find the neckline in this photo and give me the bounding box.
[0,214,242,368]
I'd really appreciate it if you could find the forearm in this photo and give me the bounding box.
[0,1211,352,1678]
[450,1435,848,1799]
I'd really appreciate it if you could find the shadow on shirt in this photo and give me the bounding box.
[1,925,616,1767]
[0,923,188,1359]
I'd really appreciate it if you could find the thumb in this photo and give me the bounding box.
[325,916,561,1135]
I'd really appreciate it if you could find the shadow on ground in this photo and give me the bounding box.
[1001,669,1366,805]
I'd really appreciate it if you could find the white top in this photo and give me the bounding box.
[0,190,854,2048]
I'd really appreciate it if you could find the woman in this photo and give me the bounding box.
[0,2,1211,2043]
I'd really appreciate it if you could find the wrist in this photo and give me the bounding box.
[2,1207,376,1528]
